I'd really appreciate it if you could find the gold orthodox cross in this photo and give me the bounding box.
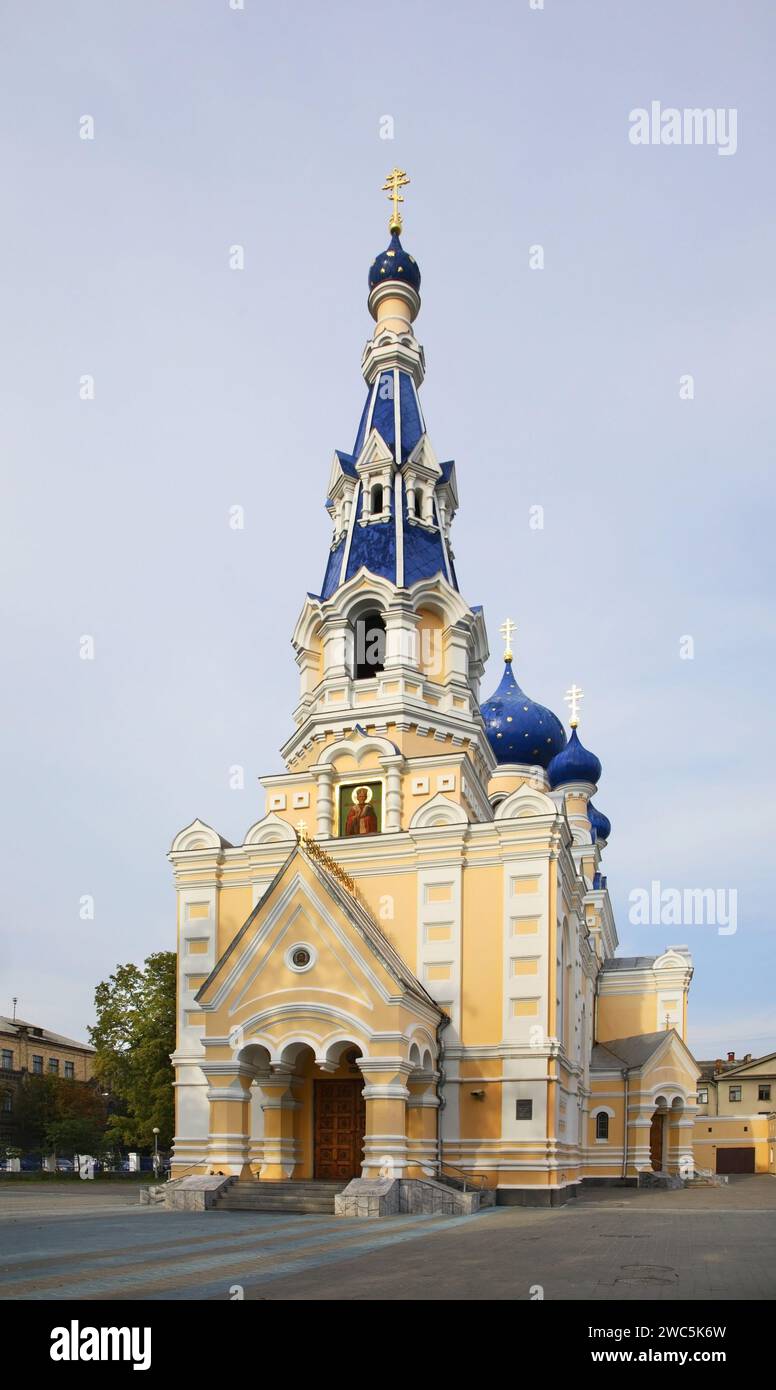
[565,684,584,728]
[296,819,308,844]
[383,168,410,234]
[499,618,516,662]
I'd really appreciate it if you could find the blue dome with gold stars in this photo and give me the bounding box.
[588,802,611,842]
[547,727,602,789]
[368,232,421,292]
[481,659,566,768]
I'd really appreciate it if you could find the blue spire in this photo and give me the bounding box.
[318,223,458,601]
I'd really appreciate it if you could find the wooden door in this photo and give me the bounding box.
[649,1112,664,1171]
[716,1146,755,1174]
[314,1080,365,1180]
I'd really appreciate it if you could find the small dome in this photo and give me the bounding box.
[547,727,602,789]
[481,660,566,769]
[588,802,611,842]
[368,232,421,292]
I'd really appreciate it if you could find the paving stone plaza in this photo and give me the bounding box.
[1,1177,774,1302]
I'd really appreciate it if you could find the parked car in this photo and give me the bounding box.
[56,1159,74,1173]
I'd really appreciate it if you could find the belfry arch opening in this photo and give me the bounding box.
[353,609,386,680]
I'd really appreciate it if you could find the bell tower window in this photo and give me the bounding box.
[371,483,384,515]
[353,610,386,680]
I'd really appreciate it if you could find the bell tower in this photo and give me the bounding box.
[277,173,495,830]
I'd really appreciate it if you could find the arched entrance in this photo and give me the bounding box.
[240,1039,367,1181]
[650,1095,668,1172]
[308,1042,365,1181]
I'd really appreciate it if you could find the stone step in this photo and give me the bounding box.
[220,1198,337,1213]
[217,1180,347,1214]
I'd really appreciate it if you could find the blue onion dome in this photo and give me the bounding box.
[547,727,602,789]
[588,802,612,842]
[481,659,567,768]
[368,231,421,292]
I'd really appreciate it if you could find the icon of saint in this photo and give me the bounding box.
[345,786,378,836]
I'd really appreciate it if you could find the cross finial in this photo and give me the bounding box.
[564,683,584,728]
[296,819,308,844]
[382,168,410,234]
[499,618,516,662]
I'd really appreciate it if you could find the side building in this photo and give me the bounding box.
[0,1014,96,1146]
[694,1050,776,1174]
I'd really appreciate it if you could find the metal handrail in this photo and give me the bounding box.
[436,1159,488,1192]
[165,1161,204,1184]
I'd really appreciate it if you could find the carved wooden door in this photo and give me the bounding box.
[314,1080,365,1180]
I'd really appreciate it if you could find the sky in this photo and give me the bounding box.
[0,0,773,1059]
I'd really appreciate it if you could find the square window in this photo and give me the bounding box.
[516,1099,533,1121]
[758,1085,771,1101]
[729,1085,741,1102]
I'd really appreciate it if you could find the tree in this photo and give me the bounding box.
[45,1082,107,1159]
[9,1073,107,1158]
[9,1074,59,1153]
[90,951,176,1150]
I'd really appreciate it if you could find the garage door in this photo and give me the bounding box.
[716,1147,755,1174]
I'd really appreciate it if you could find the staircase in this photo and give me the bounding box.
[217,1180,347,1214]
[685,1170,728,1187]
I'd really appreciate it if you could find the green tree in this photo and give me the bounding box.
[45,1082,107,1159]
[10,1074,58,1153]
[10,1073,107,1158]
[90,951,176,1150]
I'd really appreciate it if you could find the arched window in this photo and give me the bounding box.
[595,1111,609,1141]
[370,483,384,516]
[414,487,424,520]
[353,610,386,680]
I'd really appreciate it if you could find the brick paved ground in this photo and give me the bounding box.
[1,1175,773,1301]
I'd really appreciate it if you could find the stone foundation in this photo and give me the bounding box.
[637,1170,684,1190]
[334,1176,488,1218]
[496,1183,577,1208]
[162,1175,236,1210]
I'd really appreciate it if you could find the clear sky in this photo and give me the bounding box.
[1,1,773,1058]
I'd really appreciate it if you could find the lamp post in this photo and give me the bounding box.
[152,1126,160,1181]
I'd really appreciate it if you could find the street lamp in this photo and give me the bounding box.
[152,1127,160,1180]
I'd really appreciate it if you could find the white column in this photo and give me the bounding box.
[314,765,334,838]
[320,617,349,680]
[382,755,404,832]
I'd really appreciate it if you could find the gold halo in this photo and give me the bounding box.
[351,784,373,804]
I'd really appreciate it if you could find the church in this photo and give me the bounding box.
[168,173,703,1207]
